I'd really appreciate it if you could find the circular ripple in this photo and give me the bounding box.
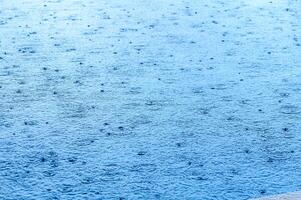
[279,105,301,114]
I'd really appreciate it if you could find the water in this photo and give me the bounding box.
[1,0,301,199]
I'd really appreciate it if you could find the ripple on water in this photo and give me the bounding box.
[263,139,294,161]
[279,104,301,114]
[130,163,157,173]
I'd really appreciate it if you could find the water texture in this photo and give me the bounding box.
[1,0,301,199]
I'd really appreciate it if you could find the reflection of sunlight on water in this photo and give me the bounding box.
[251,191,301,200]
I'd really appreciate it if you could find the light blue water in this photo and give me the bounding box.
[1,0,301,199]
